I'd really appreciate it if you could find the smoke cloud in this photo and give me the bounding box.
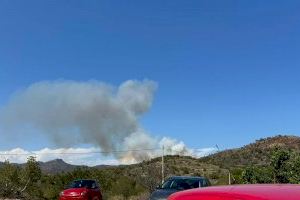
[0,80,216,163]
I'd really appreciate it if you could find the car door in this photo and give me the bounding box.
[200,178,210,187]
[170,194,246,200]
[183,194,224,200]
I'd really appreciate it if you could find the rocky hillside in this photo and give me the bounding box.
[38,159,86,174]
[200,135,300,168]
[2,135,300,179]
[0,159,86,174]
[123,155,229,186]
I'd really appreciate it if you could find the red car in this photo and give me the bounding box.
[168,184,300,200]
[59,179,102,200]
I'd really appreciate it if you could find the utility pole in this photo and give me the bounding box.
[161,145,164,184]
[228,171,231,185]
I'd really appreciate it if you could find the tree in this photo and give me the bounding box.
[241,166,258,184]
[136,163,162,192]
[288,153,300,183]
[21,156,42,199]
[0,160,21,198]
[241,166,273,184]
[270,148,291,183]
[25,156,42,183]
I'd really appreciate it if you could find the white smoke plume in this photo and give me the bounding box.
[0,79,210,163]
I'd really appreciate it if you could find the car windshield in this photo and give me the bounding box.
[161,178,201,190]
[68,180,95,189]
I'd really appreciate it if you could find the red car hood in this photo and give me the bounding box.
[61,188,87,197]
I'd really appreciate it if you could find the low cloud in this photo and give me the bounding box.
[0,147,120,166]
[0,146,217,166]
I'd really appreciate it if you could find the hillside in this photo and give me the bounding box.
[200,135,300,168]
[2,135,300,179]
[38,159,87,174]
[123,155,229,186]
[2,135,300,200]
[0,159,86,174]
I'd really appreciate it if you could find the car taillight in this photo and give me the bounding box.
[81,191,87,196]
[59,191,64,196]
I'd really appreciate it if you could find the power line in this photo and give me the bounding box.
[0,147,219,156]
[0,148,161,156]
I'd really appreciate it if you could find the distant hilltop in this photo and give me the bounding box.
[200,135,300,168]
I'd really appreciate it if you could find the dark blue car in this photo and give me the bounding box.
[149,176,211,200]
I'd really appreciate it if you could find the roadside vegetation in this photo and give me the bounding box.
[1,136,300,200]
[0,157,146,200]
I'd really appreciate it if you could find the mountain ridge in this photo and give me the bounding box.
[1,135,300,174]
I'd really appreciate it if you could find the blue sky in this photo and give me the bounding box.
[1,0,300,153]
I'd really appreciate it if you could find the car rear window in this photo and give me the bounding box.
[68,180,96,189]
[162,178,203,190]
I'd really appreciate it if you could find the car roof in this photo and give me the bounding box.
[168,184,300,200]
[168,176,207,179]
[73,179,96,182]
